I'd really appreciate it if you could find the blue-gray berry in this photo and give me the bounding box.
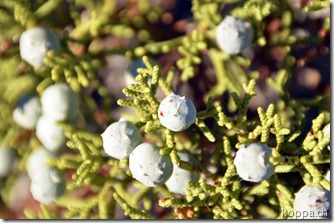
[101,118,142,160]
[216,16,254,55]
[234,143,274,182]
[158,93,196,132]
[30,167,66,205]
[129,143,173,187]
[19,27,60,69]
[165,151,199,195]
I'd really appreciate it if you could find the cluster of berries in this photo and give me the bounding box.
[15,81,79,204]
[101,92,199,194]
[11,27,80,204]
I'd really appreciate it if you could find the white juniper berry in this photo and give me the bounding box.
[19,27,61,69]
[35,115,66,152]
[158,93,196,132]
[26,147,57,179]
[30,166,66,205]
[0,146,16,177]
[41,83,79,122]
[216,16,254,55]
[101,118,142,160]
[165,151,199,195]
[293,185,330,219]
[13,94,42,130]
[233,143,274,182]
[129,143,173,187]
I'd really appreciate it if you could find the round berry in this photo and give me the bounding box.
[30,166,66,205]
[41,83,79,122]
[233,143,274,182]
[26,147,56,179]
[293,185,330,219]
[13,94,42,130]
[129,143,173,187]
[216,16,254,55]
[35,116,66,152]
[19,27,60,69]
[0,146,16,177]
[101,118,142,160]
[165,151,199,195]
[158,93,196,132]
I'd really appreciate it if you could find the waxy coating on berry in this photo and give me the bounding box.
[293,185,330,219]
[216,16,254,55]
[26,147,56,179]
[35,115,66,152]
[41,83,79,122]
[129,143,173,187]
[101,118,142,160]
[158,93,196,132]
[19,27,61,69]
[0,146,16,177]
[30,166,66,205]
[13,94,42,130]
[165,151,199,195]
[233,143,274,182]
